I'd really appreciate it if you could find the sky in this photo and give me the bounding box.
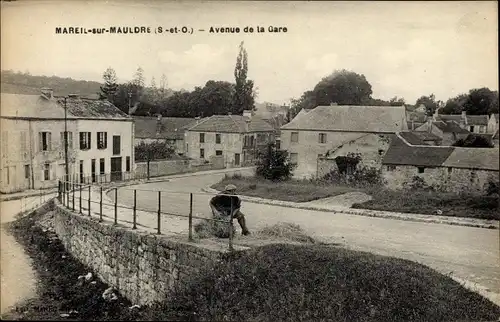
[1,1,498,105]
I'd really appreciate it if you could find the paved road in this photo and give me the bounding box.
[112,170,500,305]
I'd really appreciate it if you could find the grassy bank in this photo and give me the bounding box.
[213,176,499,220]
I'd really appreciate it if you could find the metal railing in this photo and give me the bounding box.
[58,179,236,251]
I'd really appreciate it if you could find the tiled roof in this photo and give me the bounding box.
[0,93,130,120]
[443,147,499,171]
[281,105,407,133]
[398,132,427,145]
[187,115,274,133]
[411,131,442,142]
[433,121,470,134]
[383,136,454,167]
[133,116,197,139]
[466,115,489,126]
[436,115,462,123]
[406,121,425,130]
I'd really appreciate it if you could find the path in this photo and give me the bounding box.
[107,170,500,306]
[0,193,54,314]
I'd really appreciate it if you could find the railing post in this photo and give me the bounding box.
[88,185,91,217]
[79,184,82,214]
[157,191,161,234]
[72,180,75,211]
[188,193,193,241]
[100,186,103,222]
[228,196,234,252]
[58,181,61,201]
[132,189,137,229]
[114,188,118,225]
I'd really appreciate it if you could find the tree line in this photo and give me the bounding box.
[100,41,256,117]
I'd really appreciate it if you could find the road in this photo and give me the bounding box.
[111,170,500,305]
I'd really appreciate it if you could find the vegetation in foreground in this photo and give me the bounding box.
[214,174,499,220]
[5,209,500,322]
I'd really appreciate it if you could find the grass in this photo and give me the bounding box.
[4,208,500,321]
[213,174,499,220]
[212,175,360,202]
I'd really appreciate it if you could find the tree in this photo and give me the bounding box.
[135,141,175,179]
[313,69,373,106]
[442,93,468,115]
[233,41,255,114]
[452,134,494,148]
[389,96,405,106]
[256,143,295,181]
[100,67,118,101]
[415,94,443,116]
[289,91,316,119]
[133,67,145,88]
[442,88,499,115]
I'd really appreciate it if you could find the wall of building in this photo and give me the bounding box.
[281,130,391,179]
[135,156,225,178]
[487,116,498,134]
[53,201,238,306]
[185,131,244,167]
[382,164,498,194]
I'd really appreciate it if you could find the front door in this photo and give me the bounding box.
[234,153,240,166]
[110,157,122,182]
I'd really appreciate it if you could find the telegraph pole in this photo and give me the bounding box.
[64,97,69,187]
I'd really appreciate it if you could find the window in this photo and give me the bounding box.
[386,165,396,171]
[60,131,73,149]
[97,132,108,149]
[200,148,205,158]
[447,167,453,174]
[318,133,327,144]
[250,136,255,147]
[39,132,52,151]
[418,167,425,173]
[43,163,50,181]
[126,156,131,172]
[99,158,105,174]
[290,153,298,165]
[469,126,475,132]
[112,135,120,155]
[91,159,96,182]
[79,132,91,150]
[24,164,30,179]
[79,160,84,183]
[291,132,299,143]
[199,133,205,143]
[215,133,221,144]
[276,139,281,150]
[216,150,223,156]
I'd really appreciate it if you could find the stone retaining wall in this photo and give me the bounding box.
[53,200,245,305]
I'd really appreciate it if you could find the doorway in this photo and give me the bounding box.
[110,157,122,181]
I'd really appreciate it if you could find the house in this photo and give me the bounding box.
[406,104,428,130]
[133,115,197,155]
[487,113,499,134]
[414,120,470,146]
[382,134,499,194]
[434,110,491,134]
[281,104,408,178]
[185,111,275,167]
[0,89,134,193]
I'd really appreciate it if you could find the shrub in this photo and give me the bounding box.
[256,143,295,181]
[486,179,499,196]
[322,166,383,186]
[134,141,175,161]
[453,134,494,148]
[403,176,434,191]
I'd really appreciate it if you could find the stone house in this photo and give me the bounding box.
[381,134,499,194]
[133,115,197,156]
[434,111,492,134]
[281,104,408,178]
[415,120,470,146]
[184,112,275,168]
[0,89,134,193]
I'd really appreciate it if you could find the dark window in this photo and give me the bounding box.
[39,132,52,151]
[216,150,223,156]
[216,134,221,144]
[24,164,30,179]
[126,156,130,172]
[386,165,396,171]
[318,133,327,144]
[235,153,240,165]
[112,135,121,155]
[250,136,255,147]
[418,167,425,173]
[99,158,105,174]
[276,139,281,150]
[91,159,96,182]
[199,133,205,143]
[97,132,108,149]
[200,148,205,158]
[44,163,50,181]
[448,167,453,174]
[79,160,84,183]
[79,132,91,150]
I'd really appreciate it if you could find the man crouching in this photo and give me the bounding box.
[209,184,251,236]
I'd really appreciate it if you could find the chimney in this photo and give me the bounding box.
[40,87,53,99]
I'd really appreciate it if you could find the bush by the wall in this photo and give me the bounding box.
[255,143,295,181]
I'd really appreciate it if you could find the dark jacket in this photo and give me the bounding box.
[210,193,241,211]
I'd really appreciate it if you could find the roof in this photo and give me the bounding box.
[133,116,197,139]
[383,135,499,170]
[411,131,442,142]
[436,115,462,123]
[406,111,427,123]
[398,132,427,145]
[466,115,489,126]
[433,121,470,134]
[281,105,407,133]
[187,115,275,133]
[0,93,130,120]
[443,147,499,171]
[383,136,454,167]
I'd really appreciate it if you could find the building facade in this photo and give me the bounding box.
[0,90,134,193]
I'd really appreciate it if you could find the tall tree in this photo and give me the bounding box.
[442,88,499,115]
[133,67,145,88]
[100,67,118,101]
[233,41,255,114]
[389,96,405,106]
[313,69,373,106]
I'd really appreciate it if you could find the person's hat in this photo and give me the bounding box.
[225,184,237,191]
